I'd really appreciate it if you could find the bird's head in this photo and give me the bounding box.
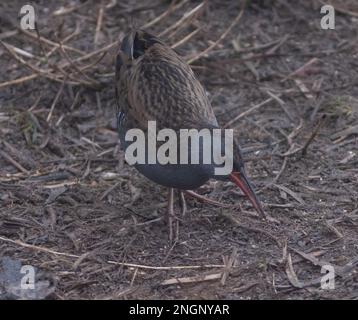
[211,132,265,217]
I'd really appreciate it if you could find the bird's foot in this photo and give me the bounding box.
[184,190,231,208]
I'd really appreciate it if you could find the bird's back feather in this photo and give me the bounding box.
[116,30,218,132]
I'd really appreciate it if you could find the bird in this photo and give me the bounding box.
[115,29,268,242]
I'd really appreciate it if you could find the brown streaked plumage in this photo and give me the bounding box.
[116,30,217,131]
[115,29,267,241]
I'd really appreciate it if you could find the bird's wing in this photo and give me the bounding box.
[125,44,218,131]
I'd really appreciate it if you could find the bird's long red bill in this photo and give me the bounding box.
[229,170,265,218]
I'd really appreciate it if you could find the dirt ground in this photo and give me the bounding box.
[0,0,357,300]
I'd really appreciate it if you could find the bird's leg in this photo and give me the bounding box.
[184,190,230,208]
[167,188,175,243]
[179,191,187,217]
[173,190,180,242]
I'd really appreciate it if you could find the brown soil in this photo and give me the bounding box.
[0,0,357,299]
